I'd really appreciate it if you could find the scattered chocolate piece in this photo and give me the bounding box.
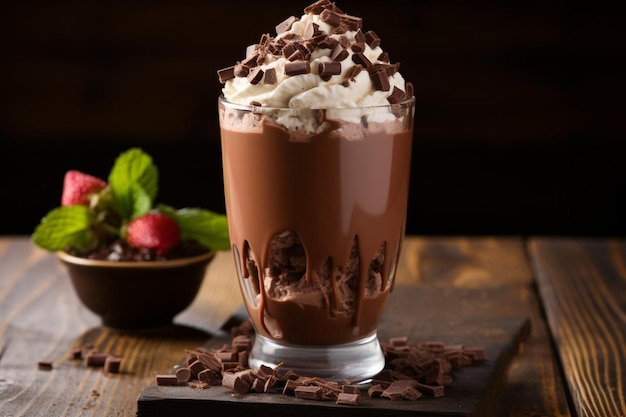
[175,367,192,383]
[104,356,121,374]
[368,384,385,398]
[198,368,221,385]
[464,347,487,361]
[294,385,323,400]
[282,379,300,395]
[71,348,83,360]
[382,380,422,401]
[85,351,108,367]
[342,384,361,394]
[189,381,210,390]
[415,382,445,398]
[336,392,360,405]
[37,360,53,371]
[156,374,180,386]
[222,373,250,394]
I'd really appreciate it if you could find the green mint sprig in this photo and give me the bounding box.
[32,147,230,253]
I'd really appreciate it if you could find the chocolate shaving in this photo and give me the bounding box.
[350,42,365,53]
[371,70,390,91]
[276,16,298,35]
[304,0,331,14]
[320,9,342,26]
[330,44,349,62]
[234,62,249,77]
[241,53,259,69]
[351,52,372,68]
[247,67,264,85]
[318,61,342,77]
[287,50,305,62]
[284,60,311,76]
[387,86,407,104]
[217,66,236,83]
[341,15,362,31]
[263,68,277,85]
[365,30,381,49]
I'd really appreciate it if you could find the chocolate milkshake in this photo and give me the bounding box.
[217,0,414,380]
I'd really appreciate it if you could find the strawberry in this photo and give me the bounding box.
[125,212,181,255]
[61,170,107,207]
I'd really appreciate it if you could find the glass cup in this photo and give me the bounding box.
[218,95,415,381]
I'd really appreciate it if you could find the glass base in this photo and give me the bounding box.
[249,333,385,382]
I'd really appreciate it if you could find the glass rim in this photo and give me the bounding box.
[218,94,416,112]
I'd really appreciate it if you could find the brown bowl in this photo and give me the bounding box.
[57,250,215,330]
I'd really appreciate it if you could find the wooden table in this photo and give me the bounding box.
[1,235,624,416]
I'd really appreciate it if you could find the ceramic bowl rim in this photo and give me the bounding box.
[57,249,215,269]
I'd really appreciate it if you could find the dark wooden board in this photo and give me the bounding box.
[137,285,530,417]
[529,237,626,417]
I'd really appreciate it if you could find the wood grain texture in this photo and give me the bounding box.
[0,236,572,416]
[0,236,241,417]
[398,237,572,417]
[529,237,626,417]
[138,289,531,417]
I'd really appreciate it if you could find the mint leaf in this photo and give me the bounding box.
[128,183,152,219]
[160,205,231,251]
[32,205,95,251]
[108,148,158,220]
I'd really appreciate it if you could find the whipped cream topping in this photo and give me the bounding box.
[217,0,413,109]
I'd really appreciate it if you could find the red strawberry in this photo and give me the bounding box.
[61,170,107,206]
[125,212,181,255]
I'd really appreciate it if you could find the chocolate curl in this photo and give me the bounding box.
[284,60,311,76]
[276,16,298,35]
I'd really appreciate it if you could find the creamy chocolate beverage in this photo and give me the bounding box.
[220,104,413,346]
[217,0,414,379]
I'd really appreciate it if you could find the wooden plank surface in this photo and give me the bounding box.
[0,236,572,416]
[529,237,626,417]
[0,236,242,417]
[137,286,531,417]
[399,238,572,417]
[137,237,570,416]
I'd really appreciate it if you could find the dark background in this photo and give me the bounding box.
[1,0,624,237]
